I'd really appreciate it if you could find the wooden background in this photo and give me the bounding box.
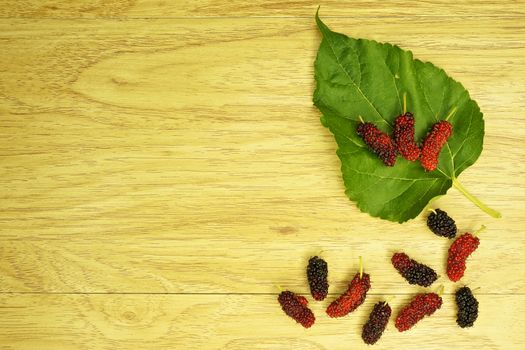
[1,1,524,349]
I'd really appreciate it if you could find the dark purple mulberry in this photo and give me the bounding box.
[427,208,457,238]
[456,286,479,328]
[391,252,438,287]
[362,301,391,345]
[307,256,328,301]
[277,291,315,328]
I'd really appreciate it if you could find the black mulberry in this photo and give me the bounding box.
[391,252,438,287]
[277,291,315,328]
[307,256,329,301]
[362,301,391,345]
[456,286,479,328]
[427,208,457,238]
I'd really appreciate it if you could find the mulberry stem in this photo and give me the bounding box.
[473,225,486,237]
[359,256,363,279]
[452,178,501,218]
[445,106,457,121]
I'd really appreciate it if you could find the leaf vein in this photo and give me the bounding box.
[323,37,391,127]
[347,167,441,182]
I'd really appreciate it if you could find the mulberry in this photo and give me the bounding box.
[362,301,391,345]
[391,252,438,287]
[326,271,371,318]
[393,112,420,161]
[307,256,329,301]
[420,120,452,171]
[277,291,315,328]
[456,286,479,328]
[427,208,457,239]
[395,292,443,332]
[447,231,481,282]
[357,122,397,166]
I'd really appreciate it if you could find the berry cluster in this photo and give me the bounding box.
[277,257,376,339]
[356,110,453,171]
[276,209,483,344]
[425,208,482,330]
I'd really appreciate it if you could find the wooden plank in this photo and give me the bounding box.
[0,0,523,18]
[1,17,524,294]
[0,293,522,349]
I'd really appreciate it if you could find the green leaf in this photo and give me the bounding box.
[313,11,500,222]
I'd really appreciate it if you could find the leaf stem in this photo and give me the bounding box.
[452,177,501,218]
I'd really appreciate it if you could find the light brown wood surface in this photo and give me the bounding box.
[1,1,524,349]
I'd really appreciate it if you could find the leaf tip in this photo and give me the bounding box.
[315,5,327,33]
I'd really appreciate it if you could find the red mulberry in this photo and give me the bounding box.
[357,122,397,166]
[447,232,480,282]
[277,291,315,328]
[307,256,329,301]
[456,286,479,328]
[391,252,438,287]
[395,292,443,332]
[427,208,457,239]
[326,272,370,318]
[420,120,452,171]
[362,301,391,345]
[393,112,420,161]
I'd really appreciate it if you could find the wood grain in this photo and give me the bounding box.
[0,294,523,349]
[1,2,524,349]
[1,17,524,294]
[0,0,524,18]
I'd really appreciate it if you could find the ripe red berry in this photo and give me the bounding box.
[447,232,480,282]
[326,272,371,318]
[395,293,443,332]
[420,120,453,171]
[278,291,315,328]
[393,112,420,161]
[362,301,391,345]
[357,122,397,166]
[391,252,438,287]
